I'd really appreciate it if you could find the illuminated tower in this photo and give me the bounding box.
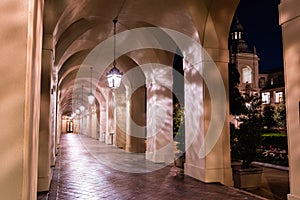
[229,17,260,95]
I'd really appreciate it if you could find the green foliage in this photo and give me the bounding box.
[231,127,262,167]
[262,133,286,137]
[229,63,244,115]
[274,101,287,130]
[241,93,264,128]
[257,130,288,166]
[173,103,184,133]
[263,105,276,129]
[173,103,185,154]
[261,133,288,151]
[230,123,240,161]
[257,147,288,167]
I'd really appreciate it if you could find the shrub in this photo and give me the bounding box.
[257,146,288,167]
[261,133,288,152]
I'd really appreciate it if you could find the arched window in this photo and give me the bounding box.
[242,66,252,83]
[234,32,238,39]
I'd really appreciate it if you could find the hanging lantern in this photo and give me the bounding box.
[107,18,122,89]
[88,66,95,104]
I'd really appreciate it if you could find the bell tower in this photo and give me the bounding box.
[229,16,260,95]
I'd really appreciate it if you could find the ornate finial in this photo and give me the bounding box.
[235,15,239,23]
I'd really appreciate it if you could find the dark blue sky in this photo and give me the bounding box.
[235,0,283,73]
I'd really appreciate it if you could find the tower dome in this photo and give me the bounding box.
[231,17,244,33]
[229,16,251,53]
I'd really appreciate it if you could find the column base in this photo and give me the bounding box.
[50,156,56,167]
[288,194,300,200]
[99,132,105,142]
[185,163,232,184]
[37,171,52,192]
[125,137,146,153]
[222,167,234,186]
[146,151,173,164]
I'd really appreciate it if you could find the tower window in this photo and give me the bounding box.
[242,67,252,83]
[234,32,238,39]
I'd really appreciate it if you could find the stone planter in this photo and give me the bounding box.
[174,154,185,169]
[233,165,263,189]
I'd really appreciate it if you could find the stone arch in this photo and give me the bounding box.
[51,0,241,188]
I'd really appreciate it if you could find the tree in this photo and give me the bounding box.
[231,93,263,168]
[173,102,184,133]
[229,63,244,115]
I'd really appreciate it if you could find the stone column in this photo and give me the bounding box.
[106,90,115,144]
[49,74,57,167]
[38,35,54,192]
[279,1,300,199]
[183,48,233,186]
[145,70,173,163]
[73,116,80,134]
[83,113,88,136]
[86,111,91,137]
[0,0,43,198]
[91,109,97,139]
[79,114,84,134]
[99,101,107,142]
[115,90,127,149]
[61,118,67,133]
[113,92,117,145]
[125,86,146,153]
[56,95,62,144]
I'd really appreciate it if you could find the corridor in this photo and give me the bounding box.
[38,134,263,200]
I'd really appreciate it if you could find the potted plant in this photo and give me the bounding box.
[173,103,185,169]
[231,92,264,189]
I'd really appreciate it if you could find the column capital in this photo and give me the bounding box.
[183,48,229,71]
[279,0,300,25]
[183,59,193,71]
[203,47,229,63]
[145,80,155,89]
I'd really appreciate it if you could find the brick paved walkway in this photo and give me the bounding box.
[38,133,265,200]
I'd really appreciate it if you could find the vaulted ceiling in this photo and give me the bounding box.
[43,0,239,115]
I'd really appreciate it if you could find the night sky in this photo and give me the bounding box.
[235,0,283,73]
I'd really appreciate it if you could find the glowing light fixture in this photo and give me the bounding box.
[79,85,85,112]
[107,19,123,89]
[88,66,95,104]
